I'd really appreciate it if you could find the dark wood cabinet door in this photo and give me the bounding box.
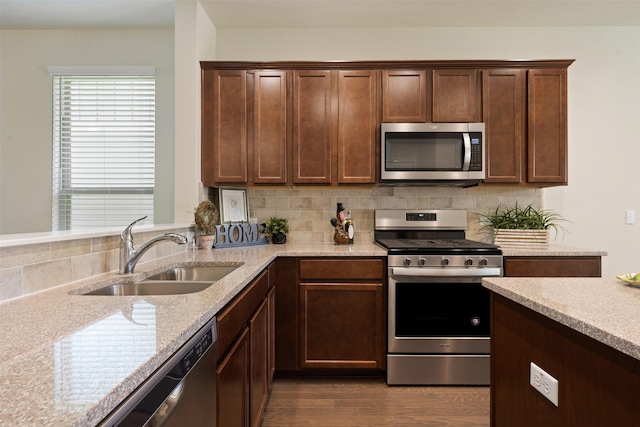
[267,286,276,389]
[249,299,268,427]
[292,70,332,184]
[527,69,568,184]
[432,69,480,122]
[482,69,527,183]
[299,282,384,369]
[217,327,249,427]
[274,257,299,373]
[203,69,247,185]
[382,70,427,122]
[252,71,288,184]
[337,70,378,184]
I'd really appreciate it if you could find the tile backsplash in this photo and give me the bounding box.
[246,186,542,244]
[1,186,542,302]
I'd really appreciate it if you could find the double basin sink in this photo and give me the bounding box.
[84,264,243,296]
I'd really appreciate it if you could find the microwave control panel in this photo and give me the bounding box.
[469,134,483,171]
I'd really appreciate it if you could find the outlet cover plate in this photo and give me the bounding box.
[530,362,559,406]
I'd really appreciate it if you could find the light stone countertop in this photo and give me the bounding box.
[0,242,386,427]
[482,276,640,361]
[499,243,607,257]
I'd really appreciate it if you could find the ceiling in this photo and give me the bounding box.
[1,0,639,30]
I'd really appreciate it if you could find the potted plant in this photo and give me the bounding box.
[479,203,567,248]
[264,217,289,244]
[194,200,219,249]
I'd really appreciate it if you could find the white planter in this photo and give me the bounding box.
[198,234,216,249]
[494,229,549,249]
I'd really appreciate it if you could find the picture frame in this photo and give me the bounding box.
[217,187,249,223]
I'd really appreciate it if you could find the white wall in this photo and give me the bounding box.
[173,0,217,225]
[214,26,640,278]
[0,29,175,233]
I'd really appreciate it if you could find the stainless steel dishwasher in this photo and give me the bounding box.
[99,318,217,427]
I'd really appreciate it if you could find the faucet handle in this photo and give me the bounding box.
[121,216,148,241]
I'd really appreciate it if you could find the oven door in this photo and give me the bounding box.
[388,269,496,355]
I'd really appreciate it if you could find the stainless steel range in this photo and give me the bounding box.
[375,209,503,386]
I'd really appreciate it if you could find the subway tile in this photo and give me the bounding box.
[0,243,50,269]
[0,267,23,302]
[91,235,119,253]
[23,259,72,294]
[50,239,91,259]
[71,251,114,281]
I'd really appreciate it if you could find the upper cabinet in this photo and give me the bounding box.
[202,69,247,186]
[432,69,480,122]
[201,60,572,188]
[482,69,527,183]
[252,71,288,184]
[527,69,568,185]
[382,70,427,123]
[292,70,333,184]
[337,70,378,184]
[482,67,569,186]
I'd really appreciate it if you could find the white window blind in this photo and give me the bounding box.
[51,72,156,230]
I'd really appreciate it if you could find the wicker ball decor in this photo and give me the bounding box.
[194,200,219,235]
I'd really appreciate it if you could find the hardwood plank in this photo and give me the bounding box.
[260,378,489,427]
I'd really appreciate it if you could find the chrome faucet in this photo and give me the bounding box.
[119,216,188,274]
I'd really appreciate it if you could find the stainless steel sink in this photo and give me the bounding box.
[145,264,243,282]
[81,264,243,296]
[84,281,214,296]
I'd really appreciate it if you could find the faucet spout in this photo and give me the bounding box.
[119,216,188,274]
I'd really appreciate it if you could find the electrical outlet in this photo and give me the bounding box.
[530,362,559,406]
[626,210,635,225]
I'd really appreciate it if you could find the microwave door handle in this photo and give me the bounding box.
[462,132,471,171]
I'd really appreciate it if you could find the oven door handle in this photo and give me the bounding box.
[390,267,502,277]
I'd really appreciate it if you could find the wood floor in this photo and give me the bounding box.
[260,378,490,427]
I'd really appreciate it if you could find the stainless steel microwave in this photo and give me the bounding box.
[380,122,485,187]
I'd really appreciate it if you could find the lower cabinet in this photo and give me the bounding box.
[504,256,601,277]
[217,327,249,427]
[300,282,384,369]
[491,293,640,426]
[275,257,386,374]
[216,263,275,427]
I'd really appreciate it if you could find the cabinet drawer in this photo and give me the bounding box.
[217,269,269,359]
[504,256,601,277]
[299,258,384,281]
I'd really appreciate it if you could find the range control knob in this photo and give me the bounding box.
[418,258,427,266]
[441,257,450,266]
[479,258,488,266]
[404,258,412,266]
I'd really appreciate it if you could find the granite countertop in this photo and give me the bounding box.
[0,243,386,427]
[482,276,640,361]
[499,243,607,257]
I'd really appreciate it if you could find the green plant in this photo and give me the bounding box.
[264,217,289,235]
[479,203,568,237]
[193,200,219,235]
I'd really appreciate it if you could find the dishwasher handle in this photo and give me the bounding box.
[148,381,185,427]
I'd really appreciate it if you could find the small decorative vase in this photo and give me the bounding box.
[272,233,287,244]
[198,234,216,249]
[333,227,349,245]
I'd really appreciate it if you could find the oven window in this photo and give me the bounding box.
[385,132,464,171]
[394,282,489,337]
